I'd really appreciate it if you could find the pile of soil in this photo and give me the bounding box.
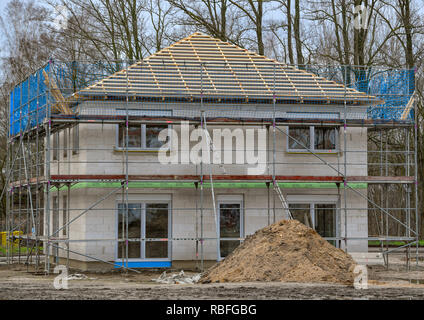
[200,219,356,285]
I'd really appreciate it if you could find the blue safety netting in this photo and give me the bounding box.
[352,68,415,121]
[304,66,415,121]
[9,64,49,136]
[8,60,124,137]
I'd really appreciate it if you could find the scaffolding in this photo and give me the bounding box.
[3,33,419,274]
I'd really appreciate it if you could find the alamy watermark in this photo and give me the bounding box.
[353,265,368,290]
[157,121,267,175]
[353,4,369,30]
[53,265,69,289]
[53,5,69,31]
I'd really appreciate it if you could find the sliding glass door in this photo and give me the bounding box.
[145,204,169,258]
[315,204,337,246]
[117,202,170,261]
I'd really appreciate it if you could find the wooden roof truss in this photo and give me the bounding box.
[78,32,381,105]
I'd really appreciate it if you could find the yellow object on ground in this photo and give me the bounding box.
[0,231,23,247]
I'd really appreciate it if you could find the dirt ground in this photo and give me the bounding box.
[1,263,424,300]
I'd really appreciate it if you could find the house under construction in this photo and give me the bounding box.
[4,32,419,272]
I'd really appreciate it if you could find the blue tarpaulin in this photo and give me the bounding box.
[9,64,49,136]
[351,68,415,120]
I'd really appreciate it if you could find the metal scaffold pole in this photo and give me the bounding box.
[5,83,11,266]
[272,65,276,188]
[414,89,419,268]
[18,170,21,264]
[272,64,277,222]
[35,90,41,272]
[18,77,23,265]
[385,130,389,268]
[195,180,199,270]
[125,61,130,273]
[406,127,411,270]
[21,136,35,240]
[343,66,348,252]
[200,63,204,272]
[67,183,70,271]
[45,59,53,274]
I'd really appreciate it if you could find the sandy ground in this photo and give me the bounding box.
[1,263,424,300]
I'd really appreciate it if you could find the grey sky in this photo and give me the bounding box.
[0,1,8,15]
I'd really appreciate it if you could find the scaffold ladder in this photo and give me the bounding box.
[273,180,293,220]
[201,113,220,229]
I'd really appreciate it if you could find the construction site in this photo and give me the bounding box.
[0,32,423,299]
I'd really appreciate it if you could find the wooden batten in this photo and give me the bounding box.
[76,32,381,106]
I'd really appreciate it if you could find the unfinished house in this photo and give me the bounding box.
[5,33,418,272]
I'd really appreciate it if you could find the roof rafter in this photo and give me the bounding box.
[78,32,382,106]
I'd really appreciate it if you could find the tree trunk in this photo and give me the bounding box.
[294,0,304,68]
[286,0,294,65]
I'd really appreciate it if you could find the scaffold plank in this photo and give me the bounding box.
[8,175,413,187]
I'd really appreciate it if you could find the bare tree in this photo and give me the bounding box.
[267,0,310,65]
[167,0,232,42]
[50,0,147,61]
[0,0,53,80]
[143,0,174,54]
[293,0,304,67]
[229,0,264,55]
[0,0,55,225]
[267,0,294,63]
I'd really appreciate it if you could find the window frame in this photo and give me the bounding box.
[287,197,338,247]
[115,124,171,151]
[217,194,244,261]
[52,195,59,258]
[72,125,79,155]
[63,129,68,158]
[115,196,172,262]
[287,126,338,153]
[52,196,59,236]
[52,132,59,161]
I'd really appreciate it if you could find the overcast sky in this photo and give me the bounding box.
[0,1,7,16]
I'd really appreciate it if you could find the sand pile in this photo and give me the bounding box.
[200,219,356,285]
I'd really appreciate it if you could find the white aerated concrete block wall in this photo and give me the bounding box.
[51,187,367,262]
[342,191,369,252]
[47,108,369,264]
[49,123,368,178]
